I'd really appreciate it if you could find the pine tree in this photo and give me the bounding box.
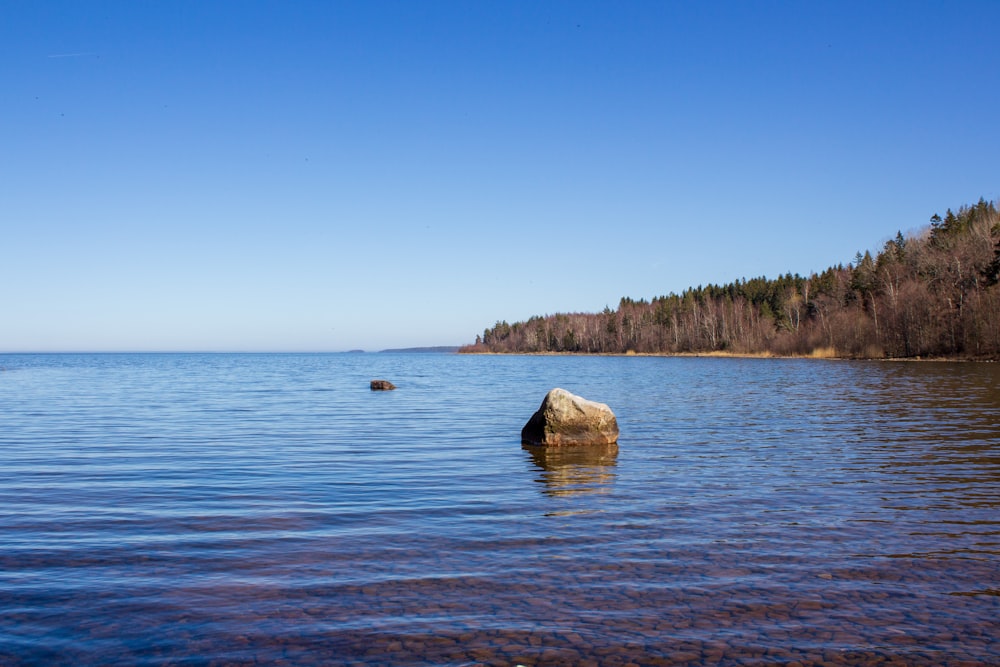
[985,239,1000,286]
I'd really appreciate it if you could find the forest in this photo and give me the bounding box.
[461,198,1000,359]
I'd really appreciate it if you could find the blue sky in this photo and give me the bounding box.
[3,1,998,352]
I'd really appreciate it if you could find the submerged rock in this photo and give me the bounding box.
[370,379,397,391]
[521,388,619,446]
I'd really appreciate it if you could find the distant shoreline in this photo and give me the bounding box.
[466,198,1000,363]
[457,349,994,362]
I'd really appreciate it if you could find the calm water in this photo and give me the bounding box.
[0,353,997,666]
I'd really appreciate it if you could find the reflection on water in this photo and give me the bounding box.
[524,443,618,497]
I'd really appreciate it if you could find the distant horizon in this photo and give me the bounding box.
[0,346,463,355]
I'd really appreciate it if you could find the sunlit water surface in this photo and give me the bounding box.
[1,353,997,666]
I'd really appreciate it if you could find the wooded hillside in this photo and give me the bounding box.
[462,198,1000,359]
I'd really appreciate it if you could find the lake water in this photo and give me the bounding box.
[0,353,997,666]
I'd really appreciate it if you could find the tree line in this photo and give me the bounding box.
[461,198,1000,359]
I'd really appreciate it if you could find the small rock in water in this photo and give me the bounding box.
[521,387,619,446]
[370,379,397,391]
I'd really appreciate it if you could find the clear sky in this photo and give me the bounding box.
[3,1,998,352]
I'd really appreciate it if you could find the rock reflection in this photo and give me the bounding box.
[524,443,619,497]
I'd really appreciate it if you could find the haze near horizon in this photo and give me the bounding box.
[3,1,998,352]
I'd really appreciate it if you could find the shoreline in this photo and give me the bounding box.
[456,349,996,362]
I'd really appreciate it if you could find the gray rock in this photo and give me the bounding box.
[370,379,397,391]
[521,388,619,446]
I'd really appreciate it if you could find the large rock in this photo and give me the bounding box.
[521,388,619,446]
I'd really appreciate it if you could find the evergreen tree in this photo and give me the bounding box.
[461,197,1000,359]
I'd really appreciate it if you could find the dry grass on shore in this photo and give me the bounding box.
[459,347,992,361]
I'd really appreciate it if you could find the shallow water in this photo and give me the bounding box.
[0,353,997,666]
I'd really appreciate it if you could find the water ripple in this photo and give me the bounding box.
[0,353,997,665]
